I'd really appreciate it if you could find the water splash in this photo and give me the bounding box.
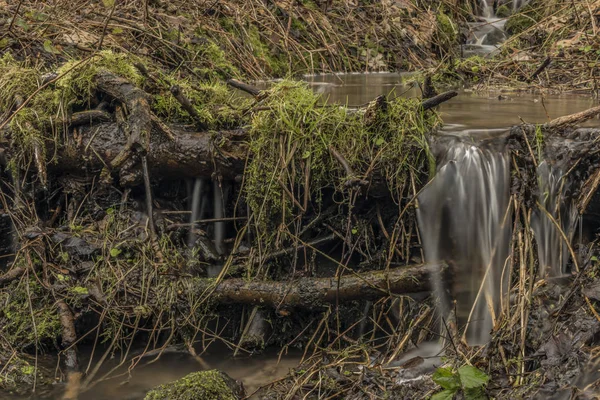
[417,137,511,344]
[531,162,578,277]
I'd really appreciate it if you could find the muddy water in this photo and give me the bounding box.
[304,72,600,132]
[79,348,301,399]
[21,73,600,399]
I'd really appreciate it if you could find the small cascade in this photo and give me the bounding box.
[417,137,511,344]
[479,0,494,19]
[531,162,578,277]
[464,0,523,57]
[187,178,206,248]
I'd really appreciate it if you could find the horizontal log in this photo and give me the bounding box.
[421,90,458,111]
[30,122,249,180]
[209,263,443,309]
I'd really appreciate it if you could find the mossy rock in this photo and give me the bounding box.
[144,370,244,400]
[495,5,511,18]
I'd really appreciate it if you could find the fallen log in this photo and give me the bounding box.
[207,263,442,309]
[543,104,600,129]
[1,123,249,181]
[421,90,458,111]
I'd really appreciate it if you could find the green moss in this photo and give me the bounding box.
[152,77,248,128]
[436,12,458,49]
[144,370,238,400]
[245,80,438,238]
[433,55,488,85]
[0,53,39,112]
[505,4,542,35]
[188,38,240,80]
[55,50,144,108]
[246,24,288,76]
[1,272,61,347]
[495,5,512,18]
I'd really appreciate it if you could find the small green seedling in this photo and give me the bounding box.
[431,365,489,400]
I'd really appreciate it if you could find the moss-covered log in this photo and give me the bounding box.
[0,123,248,182]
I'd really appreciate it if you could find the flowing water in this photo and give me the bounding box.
[531,162,579,277]
[417,137,512,344]
[464,0,508,56]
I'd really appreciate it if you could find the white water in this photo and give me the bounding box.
[213,180,226,256]
[531,162,578,277]
[479,0,494,19]
[187,178,205,248]
[417,138,511,344]
[467,0,510,56]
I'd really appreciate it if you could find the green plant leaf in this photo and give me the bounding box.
[16,18,30,31]
[465,387,488,400]
[431,389,457,400]
[458,365,489,389]
[110,247,122,257]
[43,40,60,54]
[432,367,460,390]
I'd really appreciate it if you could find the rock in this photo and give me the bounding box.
[495,5,512,18]
[51,232,100,258]
[144,370,245,400]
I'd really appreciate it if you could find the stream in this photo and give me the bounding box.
[20,73,598,400]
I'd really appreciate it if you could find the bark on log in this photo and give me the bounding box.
[543,105,600,129]
[95,71,153,169]
[18,123,249,180]
[209,263,442,309]
[421,90,458,111]
[226,79,261,97]
[0,266,25,286]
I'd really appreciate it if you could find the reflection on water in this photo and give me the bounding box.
[78,349,300,400]
[15,347,299,400]
[303,72,600,131]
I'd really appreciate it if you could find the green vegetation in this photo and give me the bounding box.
[505,3,542,35]
[245,80,439,236]
[495,5,512,18]
[436,12,459,51]
[431,365,490,400]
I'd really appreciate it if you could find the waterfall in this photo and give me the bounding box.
[479,0,494,18]
[513,0,530,12]
[417,138,511,345]
[531,162,578,277]
[188,178,205,248]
